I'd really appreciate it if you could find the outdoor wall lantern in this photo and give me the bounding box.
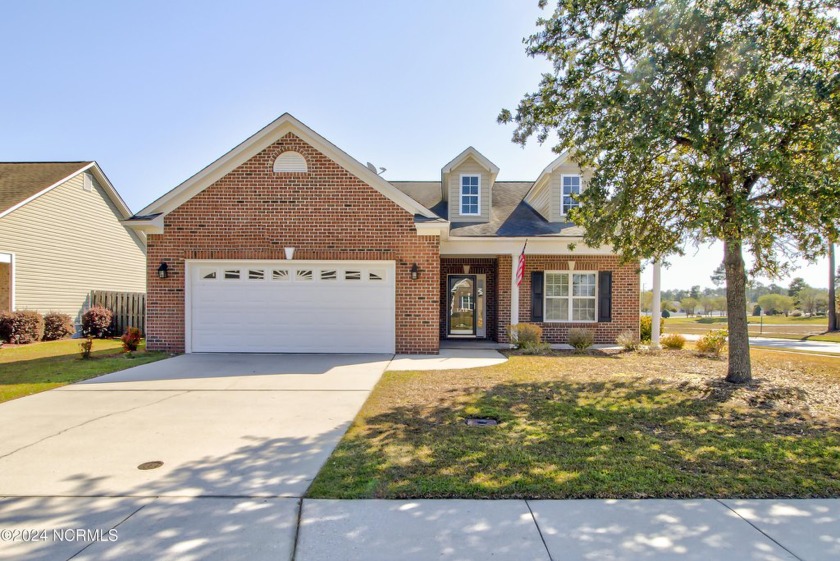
[157,262,169,279]
[410,263,420,280]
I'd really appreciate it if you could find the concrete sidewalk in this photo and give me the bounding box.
[4,497,837,560]
[295,499,839,561]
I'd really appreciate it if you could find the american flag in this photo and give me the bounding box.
[516,240,527,286]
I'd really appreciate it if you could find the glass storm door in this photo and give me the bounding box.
[448,275,476,336]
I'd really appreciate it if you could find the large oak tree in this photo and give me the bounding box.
[501,0,840,382]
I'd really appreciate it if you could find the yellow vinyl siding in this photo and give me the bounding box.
[0,173,145,323]
[447,159,492,223]
[549,164,592,222]
[525,178,551,221]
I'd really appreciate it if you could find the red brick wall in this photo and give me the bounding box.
[497,254,639,345]
[146,132,440,354]
[440,258,498,340]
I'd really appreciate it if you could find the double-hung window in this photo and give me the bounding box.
[545,271,597,322]
[562,175,581,215]
[460,175,480,215]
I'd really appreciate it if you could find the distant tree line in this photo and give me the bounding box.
[643,275,836,317]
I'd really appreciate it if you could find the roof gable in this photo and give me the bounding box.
[137,113,436,219]
[0,162,92,216]
[441,147,500,178]
[0,162,135,225]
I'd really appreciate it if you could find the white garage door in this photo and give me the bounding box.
[187,261,396,353]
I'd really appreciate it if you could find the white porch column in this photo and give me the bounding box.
[510,253,520,327]
[651,259,662,347]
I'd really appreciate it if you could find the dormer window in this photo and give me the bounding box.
[460,175,480,215]
[562,174,581,215]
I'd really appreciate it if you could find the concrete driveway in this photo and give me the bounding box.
[0,353,390,560]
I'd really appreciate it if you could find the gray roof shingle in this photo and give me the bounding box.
[0,162,91,214]
[390,180,583,237]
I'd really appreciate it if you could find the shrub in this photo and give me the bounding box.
[121,327,142,352]
[519,341,552,354]
[43,312,75,341]
[640,315,665,343]
[568,328,595,351]
[507,323,543,349]
[0,310,45,344]
[752,304,762,316]
[82,305,112,338]
[661,333,686,350]
[696,329,728,356]
[79,337,93,359]
[661,309,671,318]
[615,330,639,351]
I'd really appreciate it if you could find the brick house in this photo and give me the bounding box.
[126,114,639,354]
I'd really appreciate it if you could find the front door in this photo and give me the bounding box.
[448,275,476,336]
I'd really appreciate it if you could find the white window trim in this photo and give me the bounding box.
[560,174,581,216]
[459,174,481,216]
[543,270,598,323]
[0,252,15,312]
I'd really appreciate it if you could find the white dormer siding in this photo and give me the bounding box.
[525,152,592,222]
[441,147,499,223]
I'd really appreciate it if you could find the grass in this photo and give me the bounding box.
[0,338,168,403]
[664,315,840,342]
[308,348,840,500]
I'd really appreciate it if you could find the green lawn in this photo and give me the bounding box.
[664,315,840,342]
[309,349,840,499]
[0,339,168,403]
[667,315,828,325]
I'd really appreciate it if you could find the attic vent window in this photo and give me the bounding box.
[273,151,308,173]
[83,173,94,192]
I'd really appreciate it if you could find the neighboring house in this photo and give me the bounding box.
[0,162,146,325]
[126,114,639,354]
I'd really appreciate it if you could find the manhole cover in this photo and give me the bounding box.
[137,461,164,470]
[465,418,498,427]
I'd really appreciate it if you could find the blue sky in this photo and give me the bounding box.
[1,1,831,290]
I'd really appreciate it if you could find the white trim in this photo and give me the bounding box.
[543,270,598,323]
[441,238,614,256]
[0,252,14,312]
[414,221,448,237]
[560,173,581,216]
[137,113,436,220]
[122,214,164,234]
[510,252,520,327]
[532,151,572,191]
[459,174,481,216]
[441,147,500,176]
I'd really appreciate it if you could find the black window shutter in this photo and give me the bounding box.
[598,271,612,322]
[531,272,544,322]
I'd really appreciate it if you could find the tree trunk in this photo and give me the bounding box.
[829,242,838,332]
[723,239,752,383]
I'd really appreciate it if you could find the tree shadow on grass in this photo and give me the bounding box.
[310,377,840,500]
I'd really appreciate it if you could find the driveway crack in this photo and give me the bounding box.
[66,500,150,560]
[0,392,189,461]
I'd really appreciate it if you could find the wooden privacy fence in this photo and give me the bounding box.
[89,290,146,336]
